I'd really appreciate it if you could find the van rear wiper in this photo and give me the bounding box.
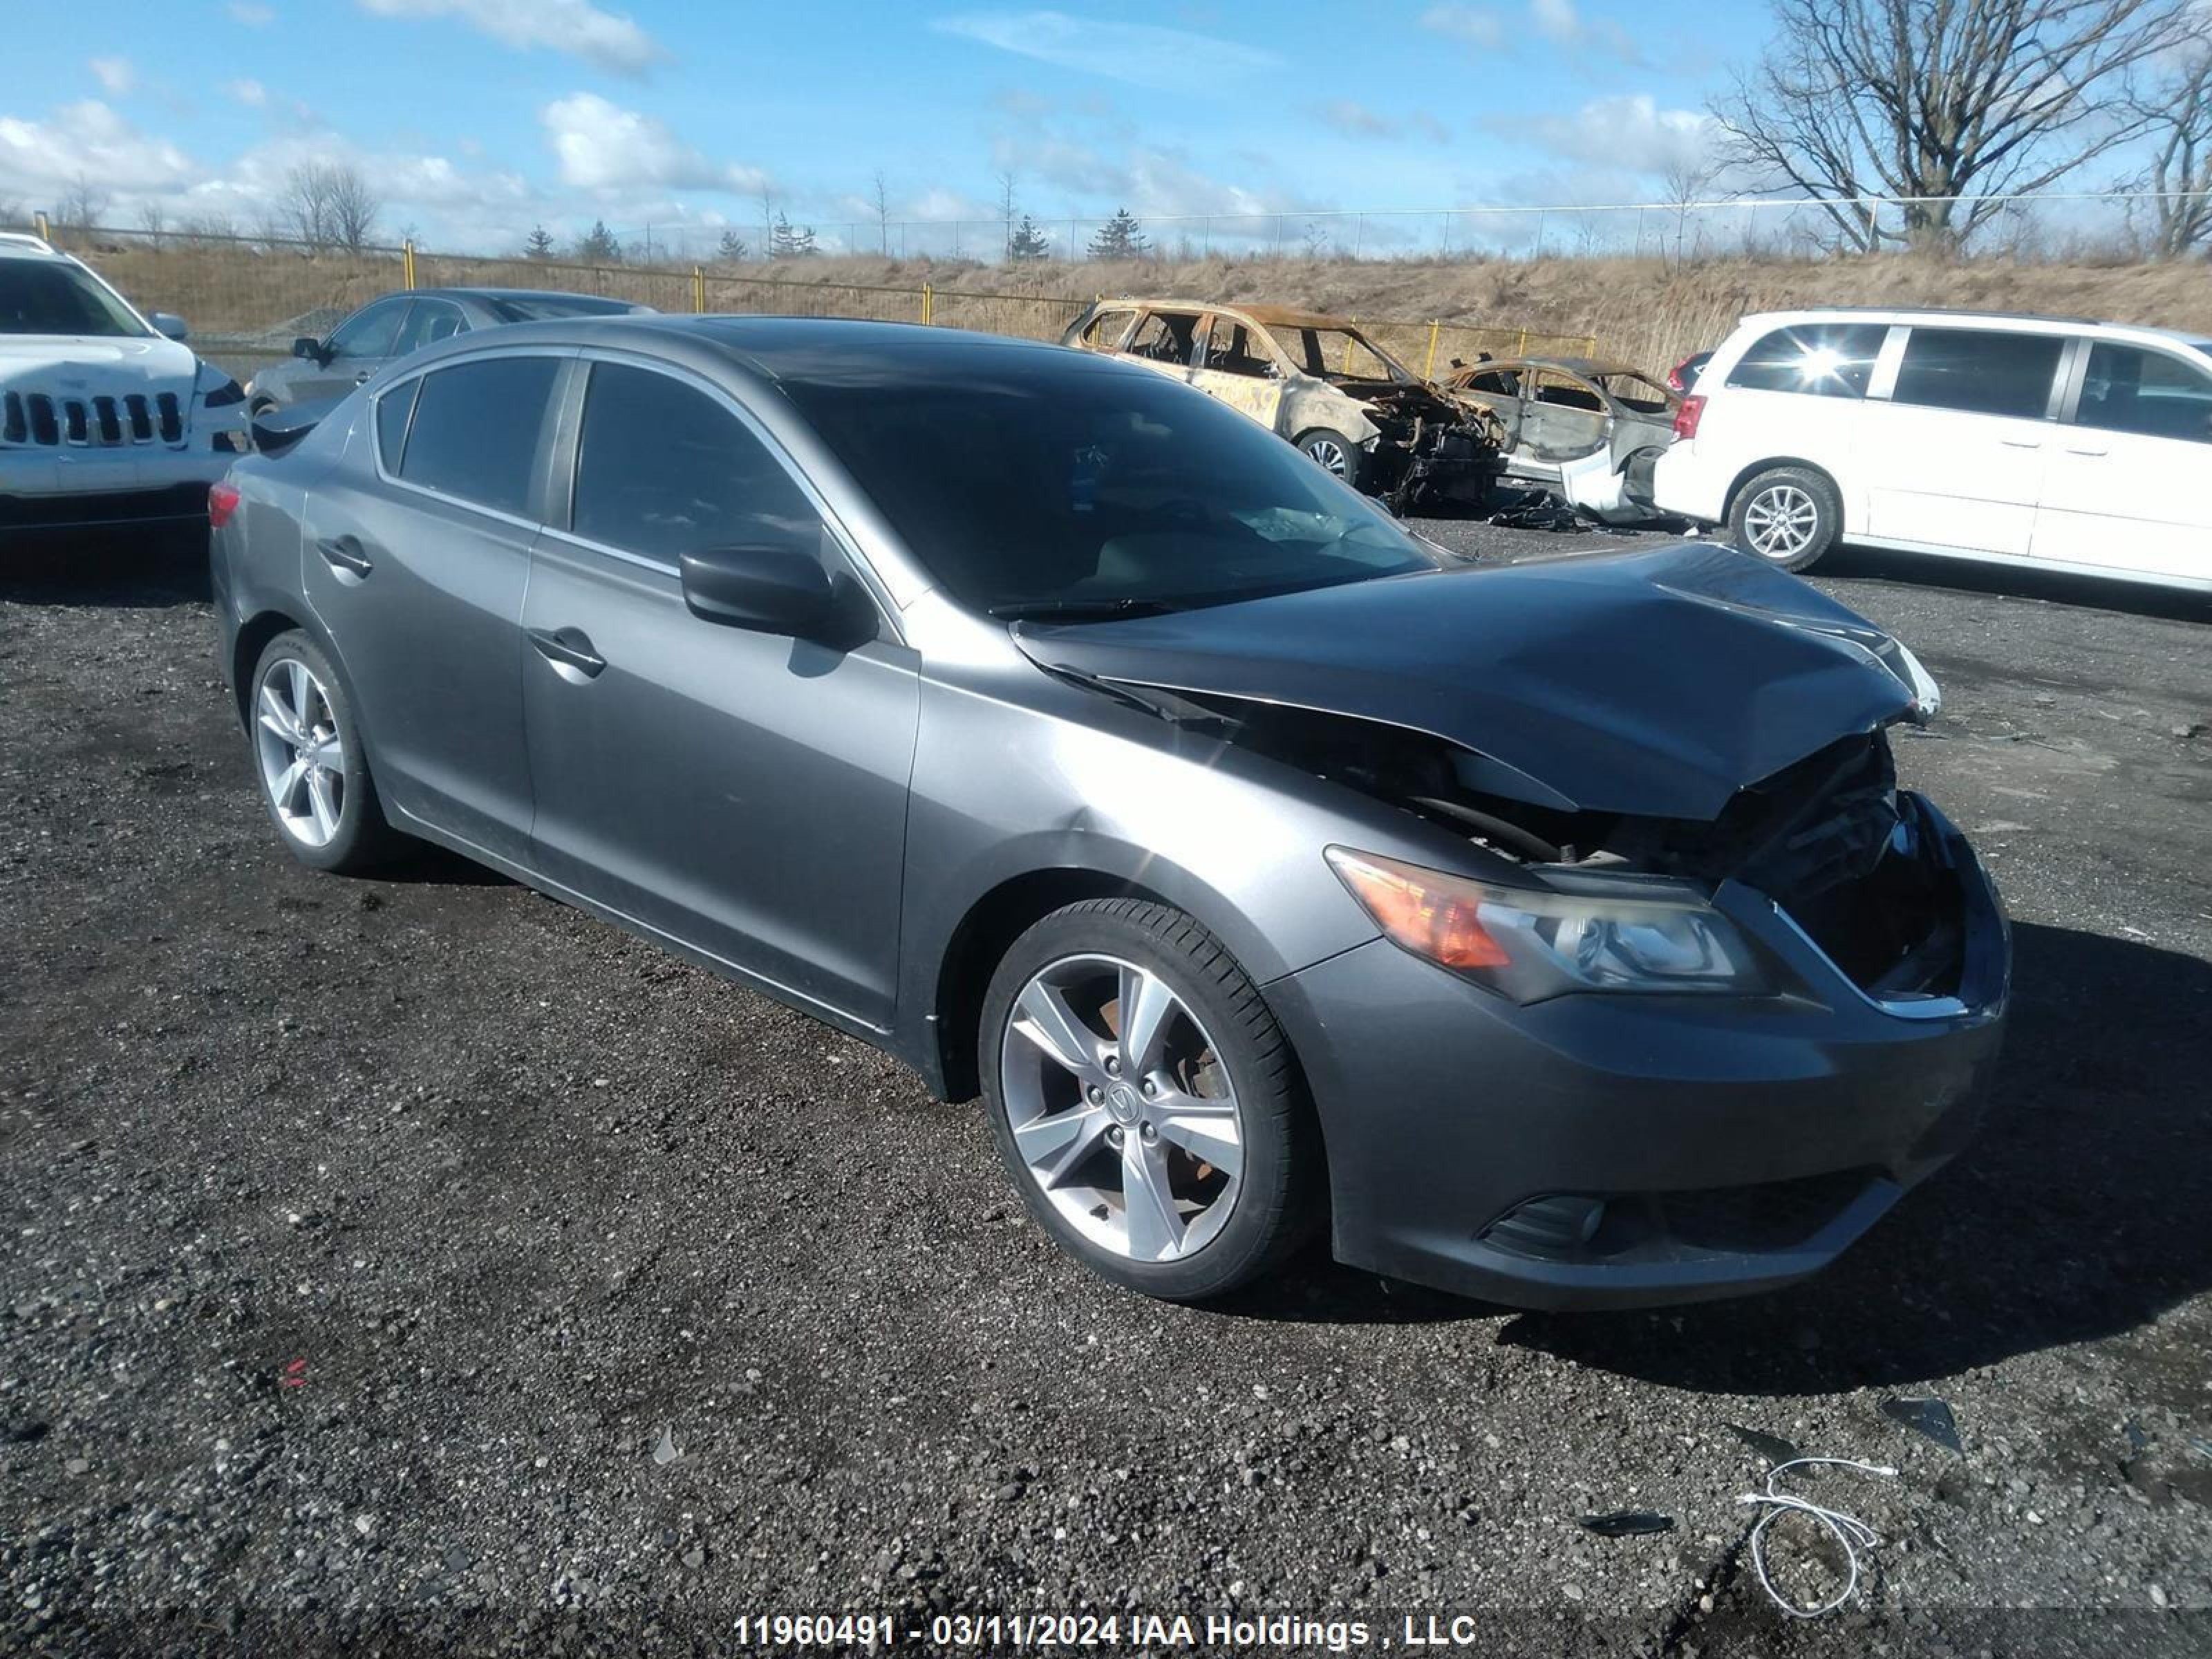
[988,597,1178,623]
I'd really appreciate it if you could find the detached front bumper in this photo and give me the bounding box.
[1269,796,2009,1309]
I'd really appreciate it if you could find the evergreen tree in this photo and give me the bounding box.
[1008,214,1051,262]
[574,219,622,263]
[523,224,556,259]
[1087,207,1149,259]
[716,228,749,261]
[769,213,817,258]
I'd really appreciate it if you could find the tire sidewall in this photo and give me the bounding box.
[980,902,1303,1301]
[1730,467,1839,572]
[247,630,382,872]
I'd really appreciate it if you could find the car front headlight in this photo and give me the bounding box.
[1325,847,1772,1002]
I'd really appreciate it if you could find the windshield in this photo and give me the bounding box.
[0,261,147,337]
[782,361,1445,617]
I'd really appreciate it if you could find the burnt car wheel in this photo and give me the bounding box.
[248,631,404,874]
[1295,429,1367,491]
[1730,466,1841,572]
[981,899,1318,1302]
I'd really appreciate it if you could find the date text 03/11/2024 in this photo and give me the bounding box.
[730,1613,1540,1650]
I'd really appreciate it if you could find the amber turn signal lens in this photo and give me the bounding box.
[1325,848,1511,971]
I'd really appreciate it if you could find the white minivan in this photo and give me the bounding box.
[1652,307,2212,593]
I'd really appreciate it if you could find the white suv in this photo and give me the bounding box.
[1,232,247,537]
[1653,307,2212,593]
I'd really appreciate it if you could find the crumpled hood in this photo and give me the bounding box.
[1013,542,1925,820]
[0,334,200,391]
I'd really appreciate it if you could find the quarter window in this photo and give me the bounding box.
[394,355,559,517]
[374,377,420,471]
[2074,342,2212,444]
[1078,308,1136,350]
[1892,328,2065,420]
[570,361,823,564]
[1724,324,1888,398]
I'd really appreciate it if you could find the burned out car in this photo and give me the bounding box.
[1445,355,1680,524]
[1063,299,1500,511]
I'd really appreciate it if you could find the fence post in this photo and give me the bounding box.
[1423,319,1440,379]
[1516,328,1528,355]
[921,283,934,326]
[402,240,417,289]
[691,265,706,313]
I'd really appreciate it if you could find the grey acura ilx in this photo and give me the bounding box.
[209,316,2009,1306]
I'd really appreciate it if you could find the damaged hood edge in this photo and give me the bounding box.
[1012,543,1924,822]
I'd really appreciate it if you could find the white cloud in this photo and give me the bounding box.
[356,0,666,75]
[934,11,1280,92]
[227,1,276,23]
[89,57,136,96]
[0,100,196,198]
[227,79,269,108]
[1318,100,1452,144]
[1420,4,1504,48]
[540,93,768,196]
[1510,93,1713,175]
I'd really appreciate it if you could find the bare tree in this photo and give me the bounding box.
[997,170,1018,263]
[135,200,168,237]
[1714,0,2188,252]
[324,165,382,252]
[0,196,24,229]
[872,169,891,256]
[56,176,110,230]
[2128,46,2212,258]
[1659,155,1719,264]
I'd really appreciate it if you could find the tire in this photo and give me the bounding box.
[1295,429,1368,492]
[980,899,1320,1302]
[1729,465,1841,572]
[245,630,404,874]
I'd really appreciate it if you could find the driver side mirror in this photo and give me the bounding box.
[679,543,837,637]
[292,335,327,364]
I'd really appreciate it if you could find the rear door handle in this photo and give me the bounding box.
[2065,445,2109,457]
[1998,437,2042,449]
[315,535,373,577]
[527,626,606,679]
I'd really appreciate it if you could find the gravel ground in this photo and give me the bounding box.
[2,521,2209,1657]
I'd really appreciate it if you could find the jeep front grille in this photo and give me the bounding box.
[3,390,184,449]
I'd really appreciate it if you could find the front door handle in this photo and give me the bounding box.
[1998,437,2042,450]
[527,626,606,679]
[315,534,373,577]
[2064,445,2109,457]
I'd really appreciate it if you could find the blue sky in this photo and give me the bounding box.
[1,0,1773,254]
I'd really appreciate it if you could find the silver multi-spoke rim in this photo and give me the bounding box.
[1743,485,1819,559]
[254,658,346,848]
[1305,438,1350,477]
[999,953,1244,1264]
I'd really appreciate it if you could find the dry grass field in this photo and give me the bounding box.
[52,228,2212,379]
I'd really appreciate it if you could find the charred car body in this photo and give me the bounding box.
[212,317,2006,1309]
[1064,299,1501,512]
[1446,355,1679,524]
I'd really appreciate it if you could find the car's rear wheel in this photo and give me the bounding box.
[248,630,402,873]
[1295,429,1368,491]
[980,899,1318,1301]
[1730,465,1840,572]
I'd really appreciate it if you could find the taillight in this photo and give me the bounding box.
[1667,361,1687,392]
[208,482,241,529]
[1672,393,1705,441]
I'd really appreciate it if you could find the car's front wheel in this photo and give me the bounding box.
[1295,429,1368,491]
[1729,465,1841,572]
[247,630,403,873]
[980,899,1318,1301]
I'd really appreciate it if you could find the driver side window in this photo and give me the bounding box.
[327,298,409,361]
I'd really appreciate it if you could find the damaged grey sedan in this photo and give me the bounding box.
[212,316,2008,1307]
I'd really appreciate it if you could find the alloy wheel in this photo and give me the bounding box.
[1304,438,1351,477]
[1743,484,1819,560]
[254,657,347,848]
[998,953,1244,1264]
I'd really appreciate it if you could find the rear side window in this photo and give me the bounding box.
[1724,324,1888,398]
[570,361,821,563]
[2075,342,2212,444]
[1892,328,2064,420]
[395,355,559,517]
[374,377,420,470]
